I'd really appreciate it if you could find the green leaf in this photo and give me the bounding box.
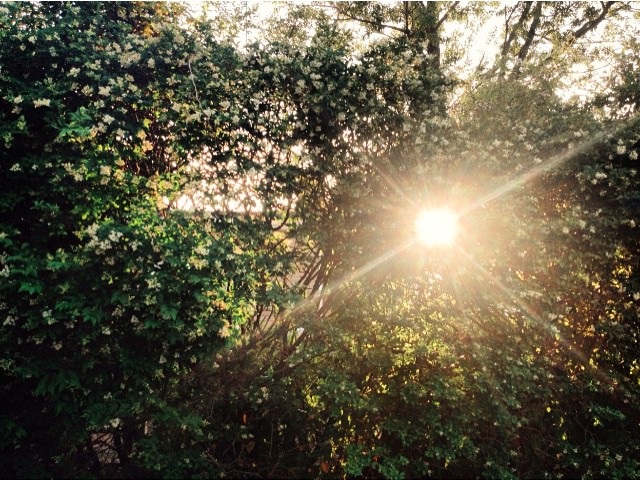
[18,282,42,295]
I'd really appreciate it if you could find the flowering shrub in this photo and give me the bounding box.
[0,3,261,476]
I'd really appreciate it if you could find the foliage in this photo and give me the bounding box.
[0,2,263,476]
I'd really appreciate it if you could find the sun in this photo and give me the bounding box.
[415,209,458,246]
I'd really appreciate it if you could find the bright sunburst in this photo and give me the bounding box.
[415,209,458,246]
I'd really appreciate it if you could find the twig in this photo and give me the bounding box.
[188,60,200,105]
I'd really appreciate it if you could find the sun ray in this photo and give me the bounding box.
[370,161,420,209]
[256,114,640,386]
[458,131,609,217]
[453,244,617,388]
[311,237,417,305]
[259,237,418,340]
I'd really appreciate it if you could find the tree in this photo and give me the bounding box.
[226,2,640,478]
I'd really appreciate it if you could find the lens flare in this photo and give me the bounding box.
[415,209,457,246]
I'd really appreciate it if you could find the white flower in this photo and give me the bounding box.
[220,100,231,110]
[595,172,607,180]
[562,227,570,234]
[186,112,202,123]
[33,98,51,108]
[13,95,23,104]
[194,245,209,256]
[120,51,141,67]
[146,277,160,290]
[147,58,155,69]
[100,165,111,176]
[616,144,626,155]
[98,85,111,96]
[85,223,99,238]
[231,114,240,124]
[108,230,122,242]
[630,150,638,161]
[578,220,586,229]
[218,320,231,338]
[337,112,346,122]
[109,418,121,428]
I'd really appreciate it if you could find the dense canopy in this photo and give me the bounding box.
[1,1,639,478]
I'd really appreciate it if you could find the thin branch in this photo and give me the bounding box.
[339,13,408,34]
[187,60,200,105]
[270,198,292,232]
[319,3,409,35]
[436,0,459,29]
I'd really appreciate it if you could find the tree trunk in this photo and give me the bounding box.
[414,1,441,69]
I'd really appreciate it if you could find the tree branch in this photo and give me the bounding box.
[404,1,409,35]
[320,3,409,35]
[501,2,533,58]
[436,1,459,29]
[571,1,616,41]
[516,2,542,63]
[509,2,542,79]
